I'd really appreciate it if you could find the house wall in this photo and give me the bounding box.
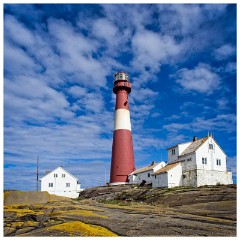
[168,147,179,163]
[152,164,182,188]
[153,162,166,172]
[128,162,166,185]
[134,170,153,184]
[128,174,136,184]
[152,172,168,188]
[178,142,192,155]
[167,164,182,188]
[196,137,227,171]
[41,167,81,198]
[182,169,198,187]
[196,170,233,187]
[179,153,196,172]
[168,142,191,163]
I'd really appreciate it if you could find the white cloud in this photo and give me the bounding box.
[174,63,221,94]
[4,14,35,48]
[224,62,236,73]
[131,88,158,103]
[92,18,117,43]
[163,114,236,134]
[47,18,108,88]
[5,76,73,123]
[4,41,39,74]
[214,44,235,61]
[216,98,229,110]
[68,86,87,98]
[132,30,183,73]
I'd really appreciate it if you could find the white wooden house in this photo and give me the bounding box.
[152,136,232,188]
[128,161,166,185]
[152,161,182,188]
[40,166,83,198]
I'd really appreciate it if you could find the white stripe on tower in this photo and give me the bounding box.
[114,109,131,131]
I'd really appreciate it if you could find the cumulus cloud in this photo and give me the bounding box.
[214,44,236,61]
[174,63,221,94]
[5,76,74,124]
[132,30,183,74]
[92,18,118,43]
[4,14,35,48]
[163,114,236,134]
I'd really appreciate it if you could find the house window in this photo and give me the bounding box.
[209,144,213,150]
[49,183,53,187]
[54,174,58,178]
[155,175,156,179]
[216,159,221,166]
[66,183,70,187]
[62,174,65,178]
[187,158,192,162]
[202,158,207,164]
[148,173,150,178]
[171,149,175,155]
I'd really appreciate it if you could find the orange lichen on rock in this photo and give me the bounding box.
[56,209,108,218]
[47,221,118,236]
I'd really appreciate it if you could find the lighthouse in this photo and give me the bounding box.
[110,71,135,185]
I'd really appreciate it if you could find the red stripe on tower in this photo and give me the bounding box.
[110,71,135,185]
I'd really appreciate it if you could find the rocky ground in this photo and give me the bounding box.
[4,184,236,237]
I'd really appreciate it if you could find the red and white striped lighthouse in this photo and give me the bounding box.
[110,71,135,185]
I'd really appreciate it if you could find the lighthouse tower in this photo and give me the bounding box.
[110,71,135,185]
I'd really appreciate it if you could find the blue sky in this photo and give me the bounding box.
[3,3,237,190]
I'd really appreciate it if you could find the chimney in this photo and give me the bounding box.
[193,136,198,142]
[151,161,156,166]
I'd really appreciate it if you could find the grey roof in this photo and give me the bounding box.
[152,161,181,175]
[130,162,159,175]
[180,136,208,157]
[166,141,192,150]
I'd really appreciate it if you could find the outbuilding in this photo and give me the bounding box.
[128,161,166,185]
[40,166,83,198]
[152,161,182,188]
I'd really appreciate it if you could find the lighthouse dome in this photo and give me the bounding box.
[114,71,129,82]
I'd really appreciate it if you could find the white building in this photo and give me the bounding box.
[152,136,233,188]
[40,166,83,198]
[152,161,182,188]
[128,161,166,185]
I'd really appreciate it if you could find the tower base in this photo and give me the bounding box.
[109,182,129,186]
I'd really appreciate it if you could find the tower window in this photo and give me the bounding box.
[66,183,70,187]
[54,174,58,177]
[49,183,53,187]
[171,149,175,155]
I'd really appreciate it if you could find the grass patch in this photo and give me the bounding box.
[47,221,117,236]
